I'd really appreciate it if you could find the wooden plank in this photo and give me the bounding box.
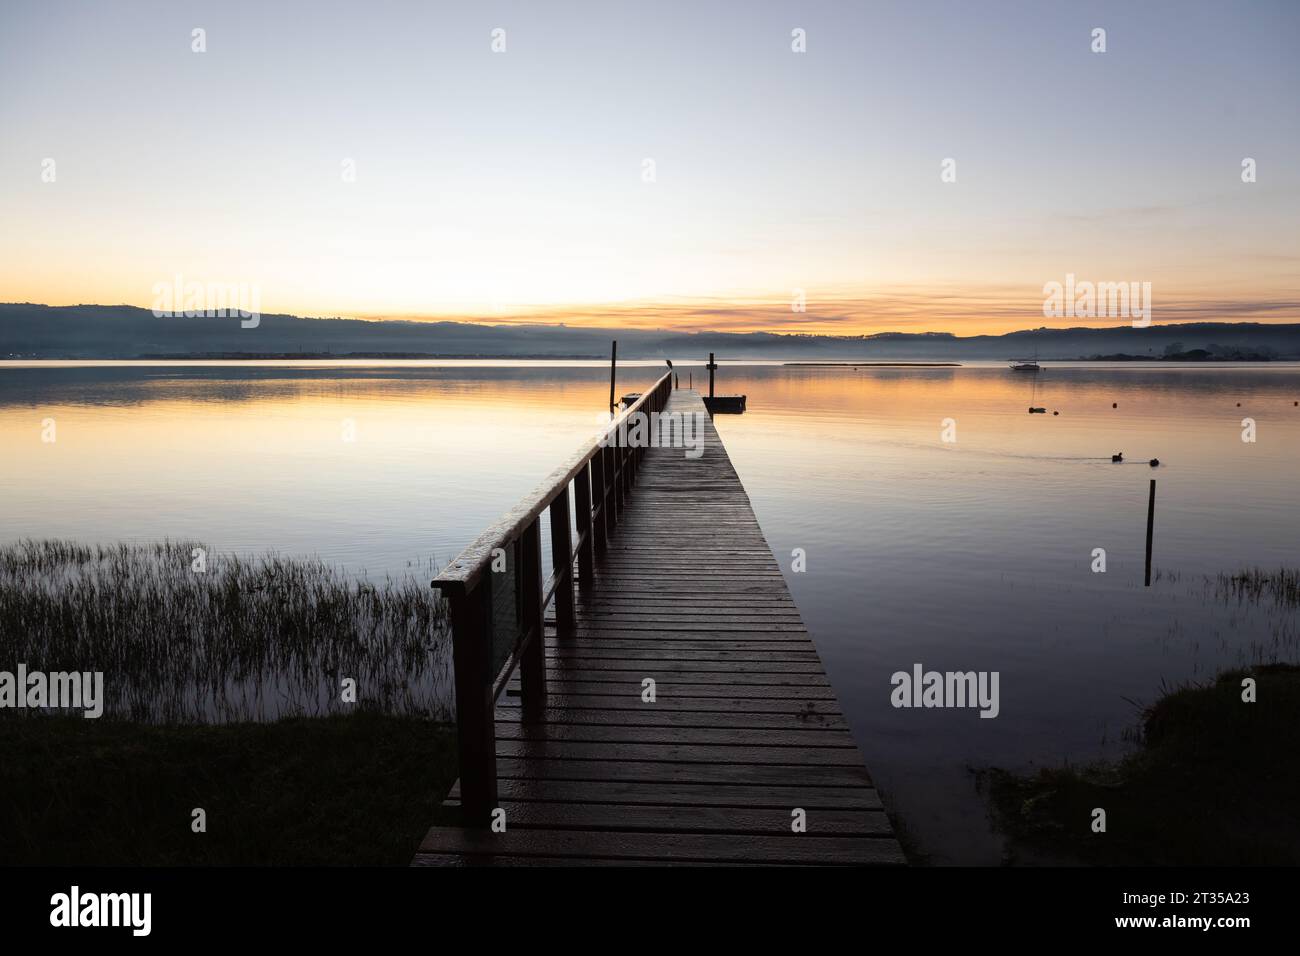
[565,621,813,633]
[446,778,884,810]
[493,706,853,732]
[537,658,827,675]
[493,721,856,748]
[546,645,821,661]
[494,739,868,766]
[498,693,845,714]
[490,757,874,788]
[482,802,893,836]
[564,629,814,641]
[507,681,838,699]
[532,672,834,688]
[418,828,905,866]
[417,389,901,866]
[412,853,779,867]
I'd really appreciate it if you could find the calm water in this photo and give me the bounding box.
[4,360,1299,864]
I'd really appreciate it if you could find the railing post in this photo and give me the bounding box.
[624,433,632,495]
[633,405,645,474]
[549,485,575,635]
[609,442,623,525]
[647,382,660,468]
[574,461,595,586]
[518,518,547,721]
[590,451,608,551]
[445,580,497,826]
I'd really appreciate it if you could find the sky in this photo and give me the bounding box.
[0,0,1297,335]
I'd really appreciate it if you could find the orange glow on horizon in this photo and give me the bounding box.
[7,283,1298,339]
[352,282,1300,337]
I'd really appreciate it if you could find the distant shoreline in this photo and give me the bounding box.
[5,355,1299,366]
[6,305,1300,363]
[1078,351,1276,362]
[132,351,606,360]
[784,361,962,367]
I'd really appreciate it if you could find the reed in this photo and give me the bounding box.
[1216,566,1300,609]
[0,539,451,723]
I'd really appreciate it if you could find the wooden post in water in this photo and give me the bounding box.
[1144,479,1156,587]
[608,340,618,413]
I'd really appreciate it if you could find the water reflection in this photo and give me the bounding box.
[0,364,661,574]
[3,361,1298,862]
[712,364,1300,863]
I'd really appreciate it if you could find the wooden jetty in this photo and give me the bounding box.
[415,372,902,866]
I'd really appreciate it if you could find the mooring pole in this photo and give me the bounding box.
[1144,479,1156,587]
[707,352,717,398]
[608,340,617,414]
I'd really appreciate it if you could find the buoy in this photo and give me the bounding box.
[1112,402,1118,408]
[1149,458,1160,467]
[1236,402,1241,407]
[1112,453,1124,462]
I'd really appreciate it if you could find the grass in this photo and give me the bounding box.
[0,711,458,865]
[980,664,1300,865]
[0,539,451,722]
[1215,566,1300,609]
[0,539,460,864]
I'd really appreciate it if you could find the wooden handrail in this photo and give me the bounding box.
[431,371,673,596]
[430,370,674,825]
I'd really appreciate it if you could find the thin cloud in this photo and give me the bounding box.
[360,287,1300,336]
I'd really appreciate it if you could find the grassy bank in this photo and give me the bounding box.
[1,539,459,864]
[981,664,1300,865]
[0,539,451,722]
[0,712,457,865]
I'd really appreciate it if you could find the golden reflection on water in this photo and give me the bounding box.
[0,366,661,568]
[4,361,1300,864]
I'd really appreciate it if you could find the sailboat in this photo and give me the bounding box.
[1009,347,1040,372]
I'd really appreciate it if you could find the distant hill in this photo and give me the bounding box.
[3,303,1300,361]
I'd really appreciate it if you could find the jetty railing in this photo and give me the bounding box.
[431,370,674,825]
